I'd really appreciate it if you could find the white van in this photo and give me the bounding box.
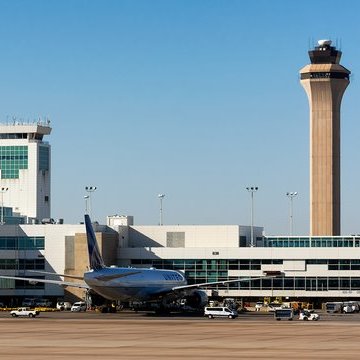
[71,301,87,312]
[204,307,238,319]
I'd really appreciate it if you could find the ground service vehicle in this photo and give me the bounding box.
[342,301,360,313]
[22,298,36,307]
[325,302,343,313]
[35,299,52,307]
[268,303,285,312]
[204,307,238,319]
[10,307,39,317]
[56,301,72,311]
[274,308,293,321]
[299,310,319,321]
[71,302,87,312]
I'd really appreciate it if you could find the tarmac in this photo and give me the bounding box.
[1,311,360,359]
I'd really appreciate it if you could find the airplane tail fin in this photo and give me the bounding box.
[84,214,105,271]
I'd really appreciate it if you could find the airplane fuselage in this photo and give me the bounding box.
[84,267,187,301]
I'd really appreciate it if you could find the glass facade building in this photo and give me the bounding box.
[130,258,360,292]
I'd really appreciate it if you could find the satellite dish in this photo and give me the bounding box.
[318,39,332,47]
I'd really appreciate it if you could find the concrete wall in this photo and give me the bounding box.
[64,230,118,301]
[127,225,263,248]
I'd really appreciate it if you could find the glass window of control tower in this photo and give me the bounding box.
[0,146,28,179]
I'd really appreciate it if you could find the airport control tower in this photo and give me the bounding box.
[300,40,350,236]
[0,121,51,223]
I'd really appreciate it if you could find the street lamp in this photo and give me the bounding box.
[84,195,90,215]
[158,194,165,226]
[246,186,258,247]
[0,187,8,225]
[85,186,97,219]
[286,192,298,236]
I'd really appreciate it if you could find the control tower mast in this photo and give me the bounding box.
[300,40,350,236]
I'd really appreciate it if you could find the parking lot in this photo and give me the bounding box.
[1,310,360,359]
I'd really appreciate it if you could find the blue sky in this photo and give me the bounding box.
[0,0,360,235]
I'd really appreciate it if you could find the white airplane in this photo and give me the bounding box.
[0,214,275,310]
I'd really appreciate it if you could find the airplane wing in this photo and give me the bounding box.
[27,270,84,280]
[28,271,144,282]
[171,275,275,291]
[0,275,90,289]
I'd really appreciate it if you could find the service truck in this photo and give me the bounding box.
[10,307,40,317]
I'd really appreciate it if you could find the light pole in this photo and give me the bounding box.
[0,187,8,225]
[246,186,258,247]
[84,195,90,215]
[286,192,298,236]
[158,194,165,226]
[85,186,97,219]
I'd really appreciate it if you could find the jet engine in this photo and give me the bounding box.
[184,290,208,309]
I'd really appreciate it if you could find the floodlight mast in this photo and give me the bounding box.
[85,186,97,219]
[286,192,298,236]
[84,195,90,215]
[246,186,258,247]
[158,194,165,226]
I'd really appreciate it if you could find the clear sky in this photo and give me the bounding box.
[0,0,360,235]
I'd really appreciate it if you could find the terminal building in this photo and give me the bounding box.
[1,214,351,305]
[2,215,360,306]
[113,218,360,306]
[0,41,359,307]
